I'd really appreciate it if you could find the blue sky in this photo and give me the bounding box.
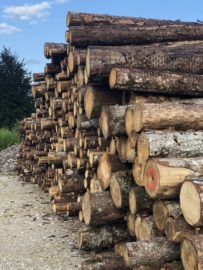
[0,0,203,74]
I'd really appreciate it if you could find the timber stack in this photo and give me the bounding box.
[18,11,203,270]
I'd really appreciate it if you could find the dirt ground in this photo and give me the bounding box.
[0,172,88,270]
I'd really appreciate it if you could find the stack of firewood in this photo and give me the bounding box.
[18,11,203,270]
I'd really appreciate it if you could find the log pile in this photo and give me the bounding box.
[18,11,203,270]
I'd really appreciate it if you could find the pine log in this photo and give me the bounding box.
[67,12,185,27]
[123,238,180,268]
[82,191,124,225]
[97,153,129,190]
[164,216,194,242]
[110,171,132,209]
[153,200,181,232]
[44,42,67,58]
[68,50,80,73]
[100,105,133,139]
[84,85,122,119]
[181,235,203,270]
[135,215,161,240]
[129,186,152,215]
[53,202,68,213]
[68,23,203,47]
[79,224,129,250]
[180,177,203,226]
[86,42,203,82]
[132,102,203,132]
[144,158,203,199]
[58,174,84,194]
[67,201,81,216]
[109,68,203,97]
[137,131,203,162]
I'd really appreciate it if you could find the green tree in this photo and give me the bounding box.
[0,47,34,128]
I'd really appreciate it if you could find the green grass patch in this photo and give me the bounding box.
[0,128,20,150]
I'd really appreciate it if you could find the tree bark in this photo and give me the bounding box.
[144,158,203,199]
[123,238,180,268]
[137,130,203,162]
[79,224,129,250]
[180,177,203,226]
[82,191,124,225]
[67,201,81,216]
[68,23,203,47]
[110,67,203,97]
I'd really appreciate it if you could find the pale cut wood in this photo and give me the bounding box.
[181,235,203,270]
[129,186,152,215]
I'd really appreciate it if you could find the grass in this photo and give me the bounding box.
[0,127,20,151]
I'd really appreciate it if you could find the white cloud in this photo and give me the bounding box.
[3,2,51,21]
[54,0,69,3]
[0,23,21,34]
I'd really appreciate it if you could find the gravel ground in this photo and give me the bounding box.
[0,172,87,270]
[0,144,19,172]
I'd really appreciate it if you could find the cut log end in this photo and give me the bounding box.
[133,104,143,132]
[180,181,201,226]
[144,160,160,198]
[137,133,150,162]
[129,187,137,214]
[84,86,94,119]
[97,153,111,189]
[153,201,169,232]
[86,48,91,77]
[100,109,109,139]
[110,174,122,208]
[181,237,199,270]
[68,52,74,73]
[82,192,91,225]
[109,68,117,89]
[125,107,134,137]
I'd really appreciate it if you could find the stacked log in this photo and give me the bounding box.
[18,11,203,270]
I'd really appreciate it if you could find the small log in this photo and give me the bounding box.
[123,238,180,268]
[180,177,203,226]
[58,174,84,194]
[79,224,129,250]
[144,158,203,199]
[181,235,203,270]
[153,200,181,232]
[97,153,129,190]
[67,201,81,216]
[164,216,195,242]
[127,212,136,236]
[82,191,124,225]
[110,170,132,209]
[132,157,146,186]
[129,186,152,215]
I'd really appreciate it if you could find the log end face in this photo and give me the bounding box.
[100,109,109,139]
[97,153,111,190]
[180,181,201,226]
[133,104,143,132]
[129,187,137,215]
[86,48,91,77]
[137,133,150,162]
[164,217,176,241]
[66,11,71,27]
[132,158,145,186]
[110,174,122,208]
[82,192,92,225]
[109,68,117,89]
[144,160,160,198]
[153,201,168,232]
[84,86,94,119]
[125,107,134,137]
[181,238,198,270]
[68,52,74,73]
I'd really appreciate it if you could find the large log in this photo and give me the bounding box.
[109,68,203,97]
[82,191,124,225]
[181,235,203,270]
[86,42,203,82]
[110,171,132,209]
[100,105,133,139]
[130,103,203,132]
[137,130,203,162]
[180,177,203,226]
[123,238,180,268]
[67,12,186,27]
[153,200,181,232]
[67,23,203,47]
[84,86,122,119]
[144,158,203,199]
[79,224,129,250]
